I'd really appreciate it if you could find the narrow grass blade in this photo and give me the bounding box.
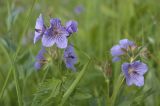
[0,68,12,100]
[60,59,91,105]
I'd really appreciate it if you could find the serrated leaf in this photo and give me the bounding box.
[31,78,62,106]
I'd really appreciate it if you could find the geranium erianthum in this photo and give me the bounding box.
[34,14,46,44]
[122,61,148,87]
[65,20,78,36]
[34,47,46,70]
[74,5,84,15]
[111,39,136,62]
[64,44,77,71]
[42,18,69,48]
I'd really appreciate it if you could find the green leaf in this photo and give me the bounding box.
[60,59,91,105]
[31,78,62,106]
[131,88,154,105]
[73,91,92,100]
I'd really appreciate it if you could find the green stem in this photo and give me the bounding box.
[0,43,22,105]
[0,43,13,100]
[94,87,101,106]
[12,1,37,104]
[111,75,125,106]
[73,45,91,59]
[0,42,12,64]
[106,78,110,105]
[41,67,49,83]
[103,72,110,105]
[0,68,12,99]
[59,59,91,106]
[19,0,38,44]
[13,67,23,106]
[0,71,4,84]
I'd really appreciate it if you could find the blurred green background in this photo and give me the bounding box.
[0,0,160,106]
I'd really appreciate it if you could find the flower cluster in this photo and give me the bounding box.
[111,39,148,87]
[34,14,78,71]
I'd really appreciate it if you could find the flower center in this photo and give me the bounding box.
[52,26,62,37]
[128,67,135,75]
[54,30,59,35]
[68,53,75,59]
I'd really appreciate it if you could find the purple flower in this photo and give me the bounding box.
[111,39,136,62]
[64,44,77,71]
[42,18,69,48]
[34,14,46,44]
[119,39,136,50]
[74,5,84,15]
[34,47,46,70]
[111,45,124,57]
[112,56,121,62]
[65,20,78,35]
[122,61,148,87]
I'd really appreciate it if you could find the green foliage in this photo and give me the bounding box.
[32,78,62,106]
[0,0,160,106]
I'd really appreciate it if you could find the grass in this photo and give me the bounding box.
[0,0,160,105]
